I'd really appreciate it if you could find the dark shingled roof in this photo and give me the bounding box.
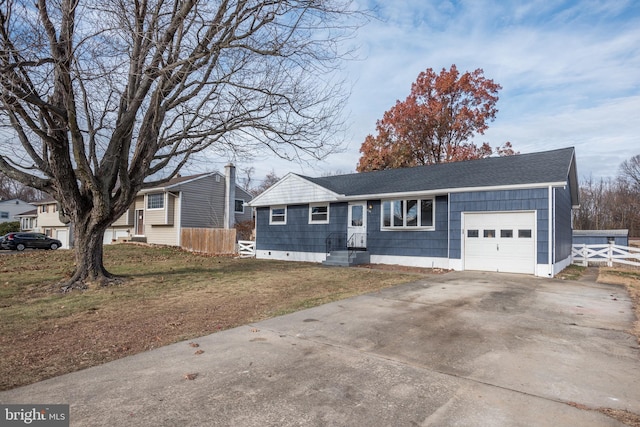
[301,147,576,196]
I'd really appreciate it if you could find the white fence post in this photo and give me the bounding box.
[607,243,613,267]
[582,244,588,267]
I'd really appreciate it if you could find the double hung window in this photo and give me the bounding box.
[309,204,329,224]
[147,193,164,209]
[270,207,287,224]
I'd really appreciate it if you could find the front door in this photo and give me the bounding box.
[347,202,367,248]
[135,209,145,235]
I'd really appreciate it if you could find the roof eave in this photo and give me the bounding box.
[339,181,570,201]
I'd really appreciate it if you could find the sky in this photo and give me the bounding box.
[229,0,640,187]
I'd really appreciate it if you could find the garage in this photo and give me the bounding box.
[463,211,536,274]
[103,229,130,245]
[56,229,69,249]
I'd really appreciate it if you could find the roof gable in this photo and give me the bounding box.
[249,173,340,207]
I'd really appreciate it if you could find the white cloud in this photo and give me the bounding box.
[244,0,640,184]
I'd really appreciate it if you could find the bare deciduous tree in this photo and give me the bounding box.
[0,172,44,201]
[0,0,360,288]
[573,155,640,237]
[620,154,640,190]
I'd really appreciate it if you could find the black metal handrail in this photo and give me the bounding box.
[325,232,347,254]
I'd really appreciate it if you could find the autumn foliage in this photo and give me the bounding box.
[357,65,516,172]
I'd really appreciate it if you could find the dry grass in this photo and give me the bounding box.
[597,267,640,344]
[0,244,422,391]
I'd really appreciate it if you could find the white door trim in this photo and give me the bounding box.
[347,202,367,248]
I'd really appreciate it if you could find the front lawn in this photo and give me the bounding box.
[0,244,421,390]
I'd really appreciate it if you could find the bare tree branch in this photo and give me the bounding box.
[0,0,362,286]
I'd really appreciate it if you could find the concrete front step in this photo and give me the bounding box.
[322,250,370,267]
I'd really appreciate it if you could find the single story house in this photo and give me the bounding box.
[248,147,579,277]
[32,164,252,248]
[573,229,628,246]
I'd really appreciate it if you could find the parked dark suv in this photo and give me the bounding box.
[0,232,62,251]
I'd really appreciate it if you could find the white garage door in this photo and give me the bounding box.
[464,211,536,274]
[104,229,131,245]
[103,230,114,245]
[56,229,69,249]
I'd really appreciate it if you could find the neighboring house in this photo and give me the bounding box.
[33,164,252,248]
[105,164,252,245]
[573,229,629,246]
[32,198,72,248]
[16,208,38,231]
[0,199,35,224]
[248,147,579,277]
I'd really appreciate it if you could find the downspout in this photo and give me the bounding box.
[548,185,553,277]
[176,192,182,246]
[447,193,451,261]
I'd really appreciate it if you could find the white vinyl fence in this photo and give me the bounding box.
[572,244,640,268]
[238,240,256,258]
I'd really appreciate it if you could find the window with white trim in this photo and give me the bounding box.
[235,199,245,213]
[309,204,329,224]
[147,193,164,209]
[381,199,434,229]
[0,211,8,219]
[270,206,287,224]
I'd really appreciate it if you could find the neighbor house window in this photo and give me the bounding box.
[270,206,287,224]
[309,204,329,224]
[0,211,8,219]
[235,199,245,213]
[147,193,164,209]
[381,199,434,230]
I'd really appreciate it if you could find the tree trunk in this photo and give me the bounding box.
[62,219,115,291]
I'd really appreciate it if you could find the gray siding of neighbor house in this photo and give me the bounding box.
[554,185,573,262]
[449,188,550,264]
[234,187,254,224]
[179,175,225,228]
[365,196,449,258]
[179,175,253,228]
[256,203,346,252]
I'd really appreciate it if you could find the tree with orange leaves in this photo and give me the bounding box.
[357,65,516,172]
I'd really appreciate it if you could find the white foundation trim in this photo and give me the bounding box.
[369,254,450,270]
[256,250,325,263]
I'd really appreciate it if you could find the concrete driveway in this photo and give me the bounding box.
[1,271,639,426]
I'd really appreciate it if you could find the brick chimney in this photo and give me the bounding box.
[223,163,236,229]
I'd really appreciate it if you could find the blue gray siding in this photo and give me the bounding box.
[554,186,573,262]
[573,235,628,246]
[449,189,550,264]
[256,203,346,252]
[257,188,567,268]
[365,196,449,258]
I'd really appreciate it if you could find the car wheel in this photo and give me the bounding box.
[50,243,59,250]
[16,243,25,251]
